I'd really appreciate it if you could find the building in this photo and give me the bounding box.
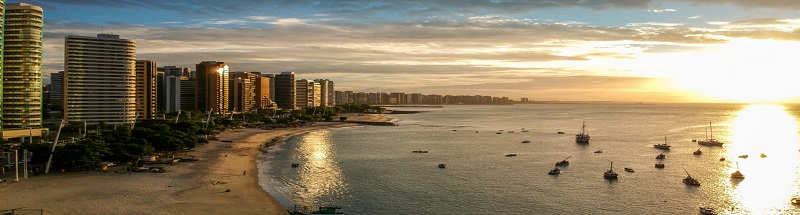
[50,71,63,108]
[3,2,43,131]
[135,60,157,119]
[295,79,311,108]
[255,75,272,110]
[230,71,259,113]
[314,79,334,106]
[63,34,136,125]
[195,61,229,114]
[274,71,296,110]
[159,66,191,76]
[179,76,196,111]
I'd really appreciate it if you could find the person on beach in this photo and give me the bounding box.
[243,170,246,175]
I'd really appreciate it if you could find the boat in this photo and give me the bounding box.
[575,122,590,143]
[521,130,529,132]
[521,140,531,143]
[505,154,518,157]
[438,164,446,168]
[693,147,702,155]
[548,167,561,175]
[791,198,800,205]
[557,131,565,134]
[604,161,618,179]
[412,150,429,153]
[738,154,748,159]
[653,136,671,149]
[698,121,724,146]
[496,131,502,134]
[731,162,744,179]
[699,207,718,215]
[624,168,634,172]
[656,153,665,159]
[655,162,665,168]
[508,131,514,133]
[719,157,726,161]
[760,153,767,158]
[683,168,701,186]
[555,156,571,166]
[288,205,344,215]
[594,150,604,153]
[291,163,300,168]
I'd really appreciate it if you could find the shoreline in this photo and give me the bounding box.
[0,113,392,214]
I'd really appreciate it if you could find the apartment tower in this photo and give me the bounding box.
[135,60,157,119]
[196,61,229,114]
[274,71,296,110]
[3,2,43,130]
[63,34,136,124]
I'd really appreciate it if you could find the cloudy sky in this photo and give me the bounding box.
[37,0,800,103]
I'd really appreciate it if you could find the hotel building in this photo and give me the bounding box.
[3,2,43,130]
[274,71,296,110]
[135,60,157,119]
[63,34,136,125]
[196,61,229,114]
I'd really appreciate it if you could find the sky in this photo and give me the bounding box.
[32,0,800,103]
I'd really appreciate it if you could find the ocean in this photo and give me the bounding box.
[259,103,800,214]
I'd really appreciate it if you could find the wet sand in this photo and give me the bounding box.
[0,114,390,214]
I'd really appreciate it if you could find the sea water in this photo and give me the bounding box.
[261,103,800,214]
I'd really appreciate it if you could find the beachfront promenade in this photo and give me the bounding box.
[0,113,390,214]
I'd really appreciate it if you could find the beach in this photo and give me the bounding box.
[0,113,390,214]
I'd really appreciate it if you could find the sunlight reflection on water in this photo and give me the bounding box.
[723,104,800,214]
[295,130,346,206]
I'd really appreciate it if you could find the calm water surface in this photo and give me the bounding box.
[259,103,800,214]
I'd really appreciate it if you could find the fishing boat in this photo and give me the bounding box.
[699,207,718,215]
[693,147,702,155]
[698,121,724,146]
[291,163,300,168]
[521,140,531,143]
[555,156,571,166]
[604,161,618,179]
[655,162,665,168]
[653,136,671,149]
[548,167,561,175]
[731,162,744,179]
[412,150,429,153]
[656,153,666,159]
[557,131,565,134]
[496,131,502,134]
[594,150,604,153]
[505,154,517,157]
[738,154,748,159]
[683,169,701,186]
[288,205,345,215]
[791,198,800,205]
[624,168,634,172]
[575,122,590,144]
[760,153,767,158]
[438,164,446,168]
[719,157,726,161]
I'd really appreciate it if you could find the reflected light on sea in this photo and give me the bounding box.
[295,130,346,205]
[724,104,800,214]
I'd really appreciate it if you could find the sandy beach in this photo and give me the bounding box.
[0,113,390,214]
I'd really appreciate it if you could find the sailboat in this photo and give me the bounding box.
[575,122,590,143]
[604,161,618,179]
[698,121,724,146]
[653,136,671,149]
[731,162,744,179]
[682,168,701,186]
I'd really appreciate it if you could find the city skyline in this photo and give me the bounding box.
[38,1,800,103]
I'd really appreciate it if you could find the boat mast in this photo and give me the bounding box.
[709,121,713,140]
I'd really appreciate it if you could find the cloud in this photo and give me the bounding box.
[626,22,684,27]
[649,9,677,13]
[688,16,702,19]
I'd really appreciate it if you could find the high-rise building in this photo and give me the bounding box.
[135,60,157,119]
[159,66,191,76]
[274,71,296,110]
[180,76,196,111]
[195,61,229,114]
[255,75,272,110]
[295,79,311,108]
[230,72,258,113]
[3,2,43,130]
[314,79,335,107]
[63,34,136,125]
[50,71,63,108]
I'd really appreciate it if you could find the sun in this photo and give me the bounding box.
[667,38,800,103]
